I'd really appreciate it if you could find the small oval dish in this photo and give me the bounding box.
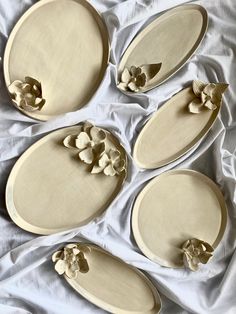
[117,4,208,93]
[4,0,110,121]
[133,80,228,169]
[132,170,227,270]
[5,122,127,235]
[52,243,162,313]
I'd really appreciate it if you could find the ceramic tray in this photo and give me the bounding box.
[117,4,208,93]
[6,123,127,234]
[4,0,109,121]
[133,80,228,169]
[52,243,162,313]
[132,170,227,268]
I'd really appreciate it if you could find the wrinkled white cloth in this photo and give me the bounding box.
[0,0,236,313]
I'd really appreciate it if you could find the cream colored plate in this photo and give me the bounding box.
[6,125,126,235]
[118,4,208,92]
[63,244,162,313]
[4,0,109,121]
[132,170,227,268]
[133,87,220,169]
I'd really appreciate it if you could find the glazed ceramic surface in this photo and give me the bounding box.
[132,170,227,268]
[118,4,208,92]
[60,244,162,313]
[4,0,109,120]
[6,125,126,234]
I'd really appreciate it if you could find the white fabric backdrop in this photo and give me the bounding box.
[0,0,236,313]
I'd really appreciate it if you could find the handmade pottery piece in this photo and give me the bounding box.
[52,243,162,313]
[133,80,228,169]
[5,122,127,235]
[118,4,208,93]
[4,0,109,121]
[132,170,227,269]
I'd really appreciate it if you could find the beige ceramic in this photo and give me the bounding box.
[54,244,162,313]
[133,82,228,169]
[132,170,227,268]
[4,0,109,121]
[5,125,127,235]
[118,4,208,93]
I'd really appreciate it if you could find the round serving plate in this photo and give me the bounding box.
[4,0,110,121]
[118,4,208,93]
[55,244,162,313]
[6,124,127,235]
[132,170,227,268]
[133,86,222,169]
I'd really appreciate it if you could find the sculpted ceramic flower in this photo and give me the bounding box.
[8,76,45,112]
[63,122,106,164]
[182,238,214,271]
[52,244,91,279]
[188,80,228,114]
[118,66,147,92]
[91,149,126,176]
[118,63,162,92]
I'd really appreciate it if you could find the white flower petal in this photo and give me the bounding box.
[75,132,91,149]
[98,153,110,168]
[121,68,131,83]
[91,164,104,174]
[204,100,217,110]
[188,98,204,114]
[79,147,94,164]
[55,260,67,275]
[109,149,120,161]
[8,80,23,94]
[104,164,116,176]
[63,135,76,148]
[90,127,106,143]
[83,121,93,133]
[52,250,63,262]
[192,80,205,96]
[128,81,139,92]
[203,83,216,97]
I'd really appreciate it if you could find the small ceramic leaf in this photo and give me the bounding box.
[192,80,205,96]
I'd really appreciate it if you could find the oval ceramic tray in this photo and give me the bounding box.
[52,244,162,313]
[117,4,208,93]
[4,0,109,121]
[133,81,228,169]
[6,123,127,234]
[132,170,227,268]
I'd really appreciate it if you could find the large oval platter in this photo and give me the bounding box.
[132,170,227,268]
[53,244,162,313]
[6,123,127,235]
[4,0,109,121]
[118,4,208,93]
[133,81,228,169]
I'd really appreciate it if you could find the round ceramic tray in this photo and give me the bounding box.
[6,123,127,235]
[53,244,162,313]
[132,170,227,268]
[133,83,226,169]
[117,4,208,93]
[4,0,109,121]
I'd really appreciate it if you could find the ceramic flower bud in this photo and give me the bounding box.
[52,244,91,279]
[8,76,46,112]
[118,63,162,92]
[182,238,214,271]
[188,80,228,114]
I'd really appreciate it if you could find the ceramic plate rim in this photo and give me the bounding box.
[3,0,110,121]
[132,169,228,268]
